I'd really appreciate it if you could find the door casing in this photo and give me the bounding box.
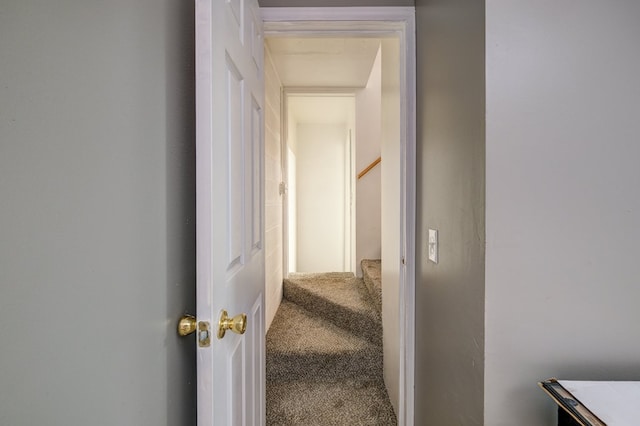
[262,7,416,426]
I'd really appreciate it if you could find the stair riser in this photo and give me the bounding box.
[361,260,382,314]
[362,274,382,313]
[283,282,382,346]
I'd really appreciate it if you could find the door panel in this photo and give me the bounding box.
[229,337,244,424]
[251,99,263,253]
[226,56,245,270]
[196,0,264,424]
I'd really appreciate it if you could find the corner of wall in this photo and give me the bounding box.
[355,43,383,275]
[264,45,284,331]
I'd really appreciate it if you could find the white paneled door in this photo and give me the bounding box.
[195,0,265,425]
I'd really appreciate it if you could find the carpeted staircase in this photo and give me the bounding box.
[266,261,396,425]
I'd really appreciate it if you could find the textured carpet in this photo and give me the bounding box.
[267,266,396,425]
[283,272,381,346]
[267,300,381,381]
[267,378,396,426]
[361,259,382,313]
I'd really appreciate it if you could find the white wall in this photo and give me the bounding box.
[296,122,348,272]
[486,1,640,424]
[264,46,284,331]
[381,38,401,417]
[286,114,298,273]
[356,46,382,275]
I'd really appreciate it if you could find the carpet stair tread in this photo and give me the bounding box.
[266,301,381,381]
[283,272,381,346]
[266,378,397,426]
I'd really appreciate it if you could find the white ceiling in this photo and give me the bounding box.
[266,37,381,87]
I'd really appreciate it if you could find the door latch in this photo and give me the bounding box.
[177,314,211,347]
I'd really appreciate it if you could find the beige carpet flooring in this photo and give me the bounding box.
[266,265,396,425]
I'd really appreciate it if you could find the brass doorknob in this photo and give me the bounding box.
[177,314,197,336]
[217,310,247,339]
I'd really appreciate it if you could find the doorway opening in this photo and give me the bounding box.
[284,93,356,274]
[262,7,416,426]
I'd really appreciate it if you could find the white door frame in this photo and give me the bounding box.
[262,7,416,426]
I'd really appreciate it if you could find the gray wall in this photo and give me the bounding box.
[0,1,196,425]
[259,0,413,7]
[485,1,640,424]
[414,0,486,424]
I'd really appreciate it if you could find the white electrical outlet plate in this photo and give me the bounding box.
[428,229,438,264]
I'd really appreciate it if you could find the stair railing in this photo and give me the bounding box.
[357,156,381,180]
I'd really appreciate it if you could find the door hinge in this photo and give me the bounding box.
[279,182,287,196]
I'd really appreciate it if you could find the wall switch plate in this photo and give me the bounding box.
[428,229,438,264]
